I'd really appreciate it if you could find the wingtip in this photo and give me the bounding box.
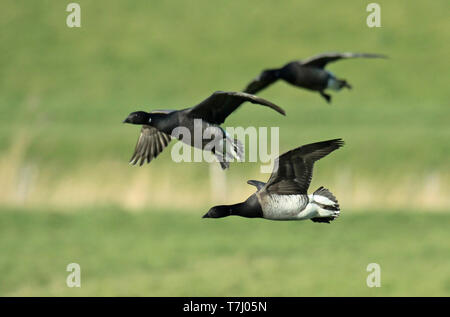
[271,104,286,116]
[345,52,388,59]
[373,53,389,59]
[128,157,143,167]
[334,138,345,147]
[325,138,345,148]
[365,53,389,59]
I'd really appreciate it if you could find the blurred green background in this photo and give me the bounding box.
[0,0,449,296]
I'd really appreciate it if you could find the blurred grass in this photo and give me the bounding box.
[1,206,449,296]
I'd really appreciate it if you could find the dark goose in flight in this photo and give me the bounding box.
[244,52,387,103]
[203,138,344,222]
[123,91,285,169]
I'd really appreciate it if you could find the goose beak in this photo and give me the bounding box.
[202,212,211,218]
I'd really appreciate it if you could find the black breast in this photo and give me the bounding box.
[281,63,329,91]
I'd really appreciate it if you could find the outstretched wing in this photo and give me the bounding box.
[264,139,344,195]
[243,69,280,95]
[301,52,387,69]
[129,125,172,166]
[188,91,285,125]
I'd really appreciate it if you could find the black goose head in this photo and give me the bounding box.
[202,205,232,218]
[123,111,151,125]
[203,196,263,219]
[123,111,173,129]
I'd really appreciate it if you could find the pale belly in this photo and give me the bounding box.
[260,194,313,220]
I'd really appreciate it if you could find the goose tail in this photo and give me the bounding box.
[310,186,340,223]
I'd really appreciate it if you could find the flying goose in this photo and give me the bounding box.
[244,52,387,103]
[123,91,285,169]
[203,138,344,222]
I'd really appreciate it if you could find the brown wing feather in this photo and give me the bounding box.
[188,91,285,125]
[264,139,344,194]
[129,125,172,166]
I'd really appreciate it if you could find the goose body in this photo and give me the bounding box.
[203,139,344,223]
[244,52,386,103]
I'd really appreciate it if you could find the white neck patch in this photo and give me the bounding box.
[327,77,341,91]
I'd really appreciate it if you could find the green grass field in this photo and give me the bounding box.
[1,207,450,296]
[0,1,449,296]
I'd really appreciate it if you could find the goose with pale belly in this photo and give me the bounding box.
[203,138,344,223]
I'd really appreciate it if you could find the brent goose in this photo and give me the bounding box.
[244,52,386,103]
[123,91,285,169]
[203,138,344,222]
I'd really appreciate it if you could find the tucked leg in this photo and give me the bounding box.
[319,91,332,103]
